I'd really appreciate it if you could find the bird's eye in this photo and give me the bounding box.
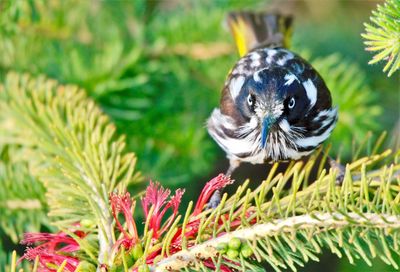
[288,97,296,109]
[247,94,255,107]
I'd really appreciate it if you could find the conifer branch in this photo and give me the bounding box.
[362,0,400,77]
[0,73,141,266]
[0,144,49,244]
[150,148,400,271]
[155,213,400,271]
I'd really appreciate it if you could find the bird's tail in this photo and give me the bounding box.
[226,11,293,57]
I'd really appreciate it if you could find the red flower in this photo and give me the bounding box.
[141,181,184,239]
[110,192,139,250]
[20,231,82,272]
[22,232,81,252]
[168,174,232,254]
[192,174,232,216]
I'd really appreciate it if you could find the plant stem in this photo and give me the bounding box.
[153,212,400,271]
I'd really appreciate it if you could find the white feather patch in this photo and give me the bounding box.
[276,57,288,66]
[266,49,277,63]
[250,60,261,68]
[284,74,298,86]
[229,76,245,99]
[283,148,313,160]
[253,68,268,83]
[302,79,317,108]
[278,119,291,132]
[295,121,335,148]
[250,52,261,61]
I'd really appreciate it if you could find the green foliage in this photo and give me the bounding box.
[0,141,49,270]
[362,0,400,77]
[154,146,400,271]
[0,0,236,186]
[0,73,141,265]
[4,119,399,271]
[0,241,7,270]
[0,145,49,243]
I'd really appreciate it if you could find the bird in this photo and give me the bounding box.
[207,12,341,207]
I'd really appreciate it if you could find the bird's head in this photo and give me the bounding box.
[236,66,316,149]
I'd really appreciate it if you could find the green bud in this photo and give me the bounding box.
[240,244,253,258]
[228,237,241,250]
[131,243,144,260]
[138,264,150,272]
[76,261,96,272]
[216,242,228,253]
[226,248,239,259]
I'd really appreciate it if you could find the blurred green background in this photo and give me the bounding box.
[0,0,398,271]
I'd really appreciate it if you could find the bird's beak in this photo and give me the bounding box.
[261,116,274,148]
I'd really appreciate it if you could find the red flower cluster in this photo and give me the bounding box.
[19,231,84,271]
[137,174,234,270]
[141,181,185,239]
[19,174,235,271]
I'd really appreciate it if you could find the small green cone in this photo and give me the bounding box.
[240,244,253,258]
[228,238,241,250]
[226,248,239,259]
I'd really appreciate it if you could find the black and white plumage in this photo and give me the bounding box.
[207,12,338,176]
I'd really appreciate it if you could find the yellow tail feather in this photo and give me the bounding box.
[227,12,293,57]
